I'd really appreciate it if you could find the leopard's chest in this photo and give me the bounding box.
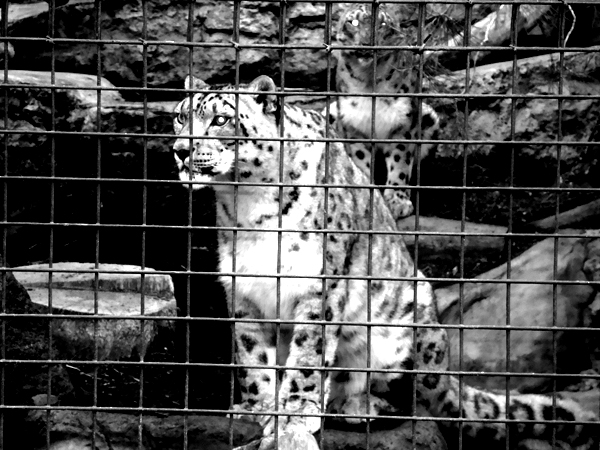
[336,96,412,138]
[218,230,324,320]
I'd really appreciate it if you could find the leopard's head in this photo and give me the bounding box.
[172,75,280,189]
[336,4,396,60]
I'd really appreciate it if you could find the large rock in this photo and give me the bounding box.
[26,410,263,450]
[321,416,447,450]
[1,268,73,389]
[0,269,76,448]
[436,235,600,392]
[14,262,177,361]
[24,408,446,450]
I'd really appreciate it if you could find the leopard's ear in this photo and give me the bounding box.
[248,75,278,114]
[184,75,208,91]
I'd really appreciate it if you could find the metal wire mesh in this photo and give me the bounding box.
[1,1,599,449]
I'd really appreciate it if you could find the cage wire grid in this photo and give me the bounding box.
[0,0,599,449]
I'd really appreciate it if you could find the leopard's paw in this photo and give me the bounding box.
[256,436,275,450]
[231,402,276,433]
[230,403,255,422]
[328,393,395,424]
[254,429,319,450]
[328,395,365,424]
[384,188,414,219]
[279,428,320,450]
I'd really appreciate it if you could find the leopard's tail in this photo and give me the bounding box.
[437,376,597,449]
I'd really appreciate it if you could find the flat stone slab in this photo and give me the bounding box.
[5,69,124,106]
[18,262,174,303]
[13,263,177,361]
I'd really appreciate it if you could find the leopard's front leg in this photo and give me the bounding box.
[275,294,341,441]
[233,317,278,430]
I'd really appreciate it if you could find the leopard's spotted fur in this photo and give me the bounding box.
[172,75,596,450]
[328,3,440,219]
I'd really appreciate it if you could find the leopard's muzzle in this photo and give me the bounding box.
[174,148,218,175]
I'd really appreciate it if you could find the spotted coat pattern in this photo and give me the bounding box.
[172,75,596,450]
[328,4,440,219]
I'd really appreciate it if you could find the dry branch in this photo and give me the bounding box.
[523,198,600,233]
[395,202,600,264]
[396,215,506,254]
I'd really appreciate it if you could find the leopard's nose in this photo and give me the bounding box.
[173,139,192,162]
[174,149,192,163]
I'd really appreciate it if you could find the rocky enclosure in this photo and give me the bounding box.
[3,1,600,449]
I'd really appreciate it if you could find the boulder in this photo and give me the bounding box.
[436,235,600,392]
[26,409,263,450]
[321,416,447,450]
[14,262,177,361]
[0,268,76,448]
[25,407,446,450]
[1,269,73,397]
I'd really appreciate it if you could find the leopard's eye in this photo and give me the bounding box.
[212,115,230,127]
[350,19,360,27]
[175,110,186,125]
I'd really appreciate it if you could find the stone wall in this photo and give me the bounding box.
[8,0,336,92]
